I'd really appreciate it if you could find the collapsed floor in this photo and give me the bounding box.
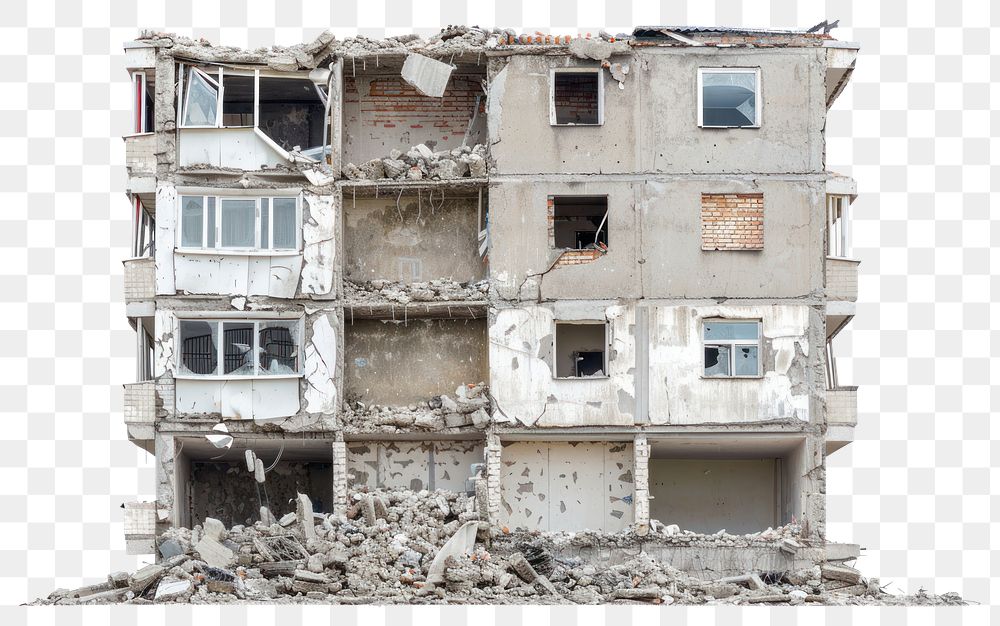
[35,489,964,606]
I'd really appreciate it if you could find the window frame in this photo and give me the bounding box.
[549,67,605,127]
[702,319,762,379]
[130,71,152,135]
[697,67,762,129]
[553,320,609,380]
[827,194,852,259]
[174,315,304,380]
[175,194,302,254]
[549,194,610,251]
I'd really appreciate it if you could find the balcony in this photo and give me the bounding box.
[123,257,155,316]
[123,381,156,452]
[826,386,857,455]
[826,257,859,302]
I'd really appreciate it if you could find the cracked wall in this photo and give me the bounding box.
[346,440,482,492]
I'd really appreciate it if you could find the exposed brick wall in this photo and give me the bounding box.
[555,249,605,266]
[343,74,485,160]
[826,257,859,301]
[701,193,764,251]
[553,73,599,124]
[124,134,156,175]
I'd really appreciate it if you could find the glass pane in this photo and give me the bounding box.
[260,199,269,249]
[735,345,759,376]
[221,74,254,127]
[704,345,731,377]
[704,321,759,341]
[180,196,204,247]
[206,197,216,248]
[222,321,256,374]
[258,321,299,375]
[702,71,756,127]
[220,199,256,247]
[183,70,218,126]
[179,320,218,375]
[272,198,297,248]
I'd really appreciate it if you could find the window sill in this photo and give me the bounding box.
[174,374,303,381]
[826,255,861,263]
[175,248,301,257]
[699,125,760,129]
[550,123,603,127]
[701,375,764,380]
[553,376,610,381]
[123,132,155,139]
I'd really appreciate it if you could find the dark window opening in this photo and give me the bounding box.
[553,72,600,125]
[555,322,607,378]
[222,74,255,127]
[552,196,609,249]
[222,321,255,375]
[258,77,325,152]
[180,320,218,376]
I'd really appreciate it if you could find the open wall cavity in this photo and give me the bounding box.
[347,440,483,492]
[344,318,488,406]
[499,441,634,532]
[343,191,485,284]
[647,437,805,535]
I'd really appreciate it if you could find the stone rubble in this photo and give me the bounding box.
[341,384,493,432]
[35,488,966,606]
[344,278,489,305]
[343,143,488,182]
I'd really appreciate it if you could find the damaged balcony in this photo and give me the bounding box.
[825,387,858,454]
[342,186,488,319]
[825,178,859,334]
[123,315,156,453]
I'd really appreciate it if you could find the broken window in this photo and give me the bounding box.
[551,196,609,250]
[131,72,153,133]
[222,73,255,127]
[704,320,760,378]
[178,318,301,377]
[258,76,326,152]
[827,195,852,258]
[698,68,760,128]
[178,195,299,251]
[554,322,607,378]
[131,196,155,257]
[182,69,219,127]
[551,69,602,126]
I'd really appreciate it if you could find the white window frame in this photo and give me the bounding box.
[131,71,151,134]
[702,319,762,379]
[827,194,852,259]
[697,67,761,129]
[176,194,302,254]
[553,320,609,379]
[549,67,604,126]
[174,314,304,380]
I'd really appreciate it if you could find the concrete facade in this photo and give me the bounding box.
[121,27,859,569]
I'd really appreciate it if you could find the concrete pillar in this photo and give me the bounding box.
[484,433,502,525]
[154,431,176,531]
[633,434,650,532]
[331,437,348,516]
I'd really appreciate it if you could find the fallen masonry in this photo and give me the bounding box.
[343,144,489,182]
[344,278,490,305]
[341,383,493,432]
[35,489,965,606]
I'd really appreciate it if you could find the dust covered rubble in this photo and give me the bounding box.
[35,488,965,606]
[344,278,489,305]
[341,383,493,432]
[343,143,488,182]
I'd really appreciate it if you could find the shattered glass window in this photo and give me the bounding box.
[258,321,299,375]
[183,70,219,127]
[271,198,297,249]
[222,321,256,375]
[220,199,256,248]
[179,320,218,375]
[704,320,760,377]
[701,70,758,127]
[180,196,204,247]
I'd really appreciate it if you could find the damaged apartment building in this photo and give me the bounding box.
[121,25,861,573]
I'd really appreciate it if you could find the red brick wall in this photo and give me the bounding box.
[343,74,485,161]
[701,193,764,250]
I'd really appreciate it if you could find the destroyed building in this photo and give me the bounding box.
[119,24,864,590]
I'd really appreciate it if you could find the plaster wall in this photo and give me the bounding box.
[346,440,483,492]
[499,441,634,532]
[178,128,288,169]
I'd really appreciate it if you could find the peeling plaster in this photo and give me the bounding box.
[301,194,337,296]
[303,312,338,414]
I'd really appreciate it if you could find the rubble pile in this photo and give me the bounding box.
[331,25,501,58]
[343,143,488,182]
[344,278,489,305]
[341,384,492,432]
[35,488,966,606]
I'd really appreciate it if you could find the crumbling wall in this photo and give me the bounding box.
[346,440,482,492]
[647,304,814,424]
[499,441,634,532]
[187,460,332,528]
[343,193,484,284]
[344,318,487,406]
[488,304,635,427]
[178,128,289,169]
[343,73,487,165]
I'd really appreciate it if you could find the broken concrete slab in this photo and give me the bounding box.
[154,578,192,601]
[194,536,235,569]
[128,564,165,593]
[821,563,862,584]
[401,54,454,97]
[203,517,225,542]
[425,520,480,588]
[296,493,317,540]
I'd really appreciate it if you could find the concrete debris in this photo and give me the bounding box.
[343,143,488,182]
[344,278,489,305]
[401,54,455,97]
[341,382,493,433]
[34,488,968,606]
[297,493,317,541]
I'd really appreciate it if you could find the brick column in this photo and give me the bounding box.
[633,434,650,533]
[485,433,502,525]
[332,437,348,516]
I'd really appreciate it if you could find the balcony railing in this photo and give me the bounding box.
[123,257,155,302]
[827,386,858,427]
